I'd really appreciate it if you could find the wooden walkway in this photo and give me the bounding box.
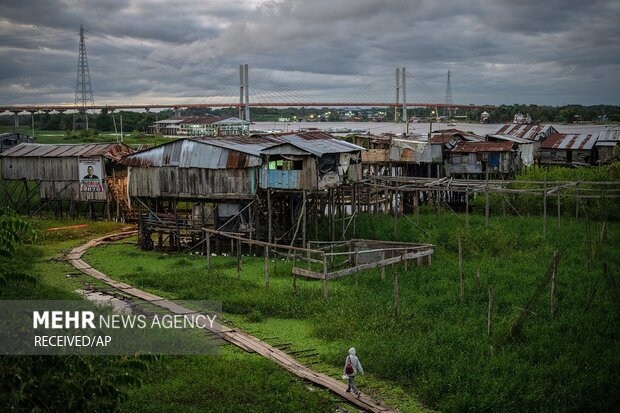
[65,231,399,413]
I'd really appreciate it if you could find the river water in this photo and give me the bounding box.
[251,121,615,136]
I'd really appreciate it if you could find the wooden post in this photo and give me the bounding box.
[267,189,272,244]
[487,286,494,336]
[352,183,357,238]
[330,189,335,241]
[414,189,419,224]
[314,194,319,241]
[465,184,469,227]
[458,237,464,303]
[393,186,399,240]
[393,270,400,319]
[322,254,328,301]
[206,233,211,270]
[249,202,254,256]
[485,182,490,227]
[236,239,242,279]
[557,185,561,229]
[575,187,579,219]
[340,187,345,240]
[551,250,559,318]
[355,251,359,287]
[302,190,307,249]
[543,176,547,237]
[264,246,270,289]
[173,201,180,251]
[381,250,386,281]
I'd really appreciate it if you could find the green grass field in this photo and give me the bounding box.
[1,126,173,148]
[1,219,338,413]
[82,212,620,412]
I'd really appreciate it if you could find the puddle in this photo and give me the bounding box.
[77,289,133,314]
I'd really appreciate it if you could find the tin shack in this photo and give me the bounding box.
[0,142,134,216]
[539,133,599,166]
[259,132,364,190]
[445,141,521,177]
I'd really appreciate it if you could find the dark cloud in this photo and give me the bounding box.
[0,0,618,106]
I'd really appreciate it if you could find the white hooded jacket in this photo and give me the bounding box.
[344,347,364,376]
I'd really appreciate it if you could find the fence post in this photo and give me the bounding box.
[459,237,465,303]
[236,238,242,279]
[485,182,490,227]
[488,286,494,336]
[206,232,212,271]
[264,246,270,289]
[322,253,328,301]
[557,185,561,229]
[465,184,469,227]
[543,176,547,238]
[551,250,559,318]
[381,250,386,281]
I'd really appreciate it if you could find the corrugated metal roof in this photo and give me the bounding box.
[275,133,364,156]
[200,135,281,156]
[123,133,365,169]
[540,133,599,150]
[595,140,619,147]
[213,117,250,125]
[431,129,484,142]
[121,138,264,168]
[599,129,620,141]
[449,141,515,153]
[154,118,185,124]
[493,124,556,141]
[487,134,531,144]
[0,142,134,161]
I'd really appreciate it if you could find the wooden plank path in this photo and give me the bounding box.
[65,230,399,413]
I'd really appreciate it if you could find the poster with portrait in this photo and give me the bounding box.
[79,157,104,192]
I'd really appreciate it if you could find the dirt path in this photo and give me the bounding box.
[66,230,399,413]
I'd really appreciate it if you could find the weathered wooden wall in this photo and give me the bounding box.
[128,166,257,199]
[2,156,108,201]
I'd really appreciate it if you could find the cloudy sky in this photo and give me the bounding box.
[0,0,618,106]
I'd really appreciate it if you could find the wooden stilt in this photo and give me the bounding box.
[264,246,270,289]
[236,239,242,279]
[206,233,211,270]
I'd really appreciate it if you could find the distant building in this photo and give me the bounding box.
[480,111,491,123]
[147,116,250,137]
[595,129,620,165]
[0,132,35,153]
[539,133,598,166]
[445,141,522,177]
[513,113,534,124]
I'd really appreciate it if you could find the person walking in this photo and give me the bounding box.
[344,347,364,398]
